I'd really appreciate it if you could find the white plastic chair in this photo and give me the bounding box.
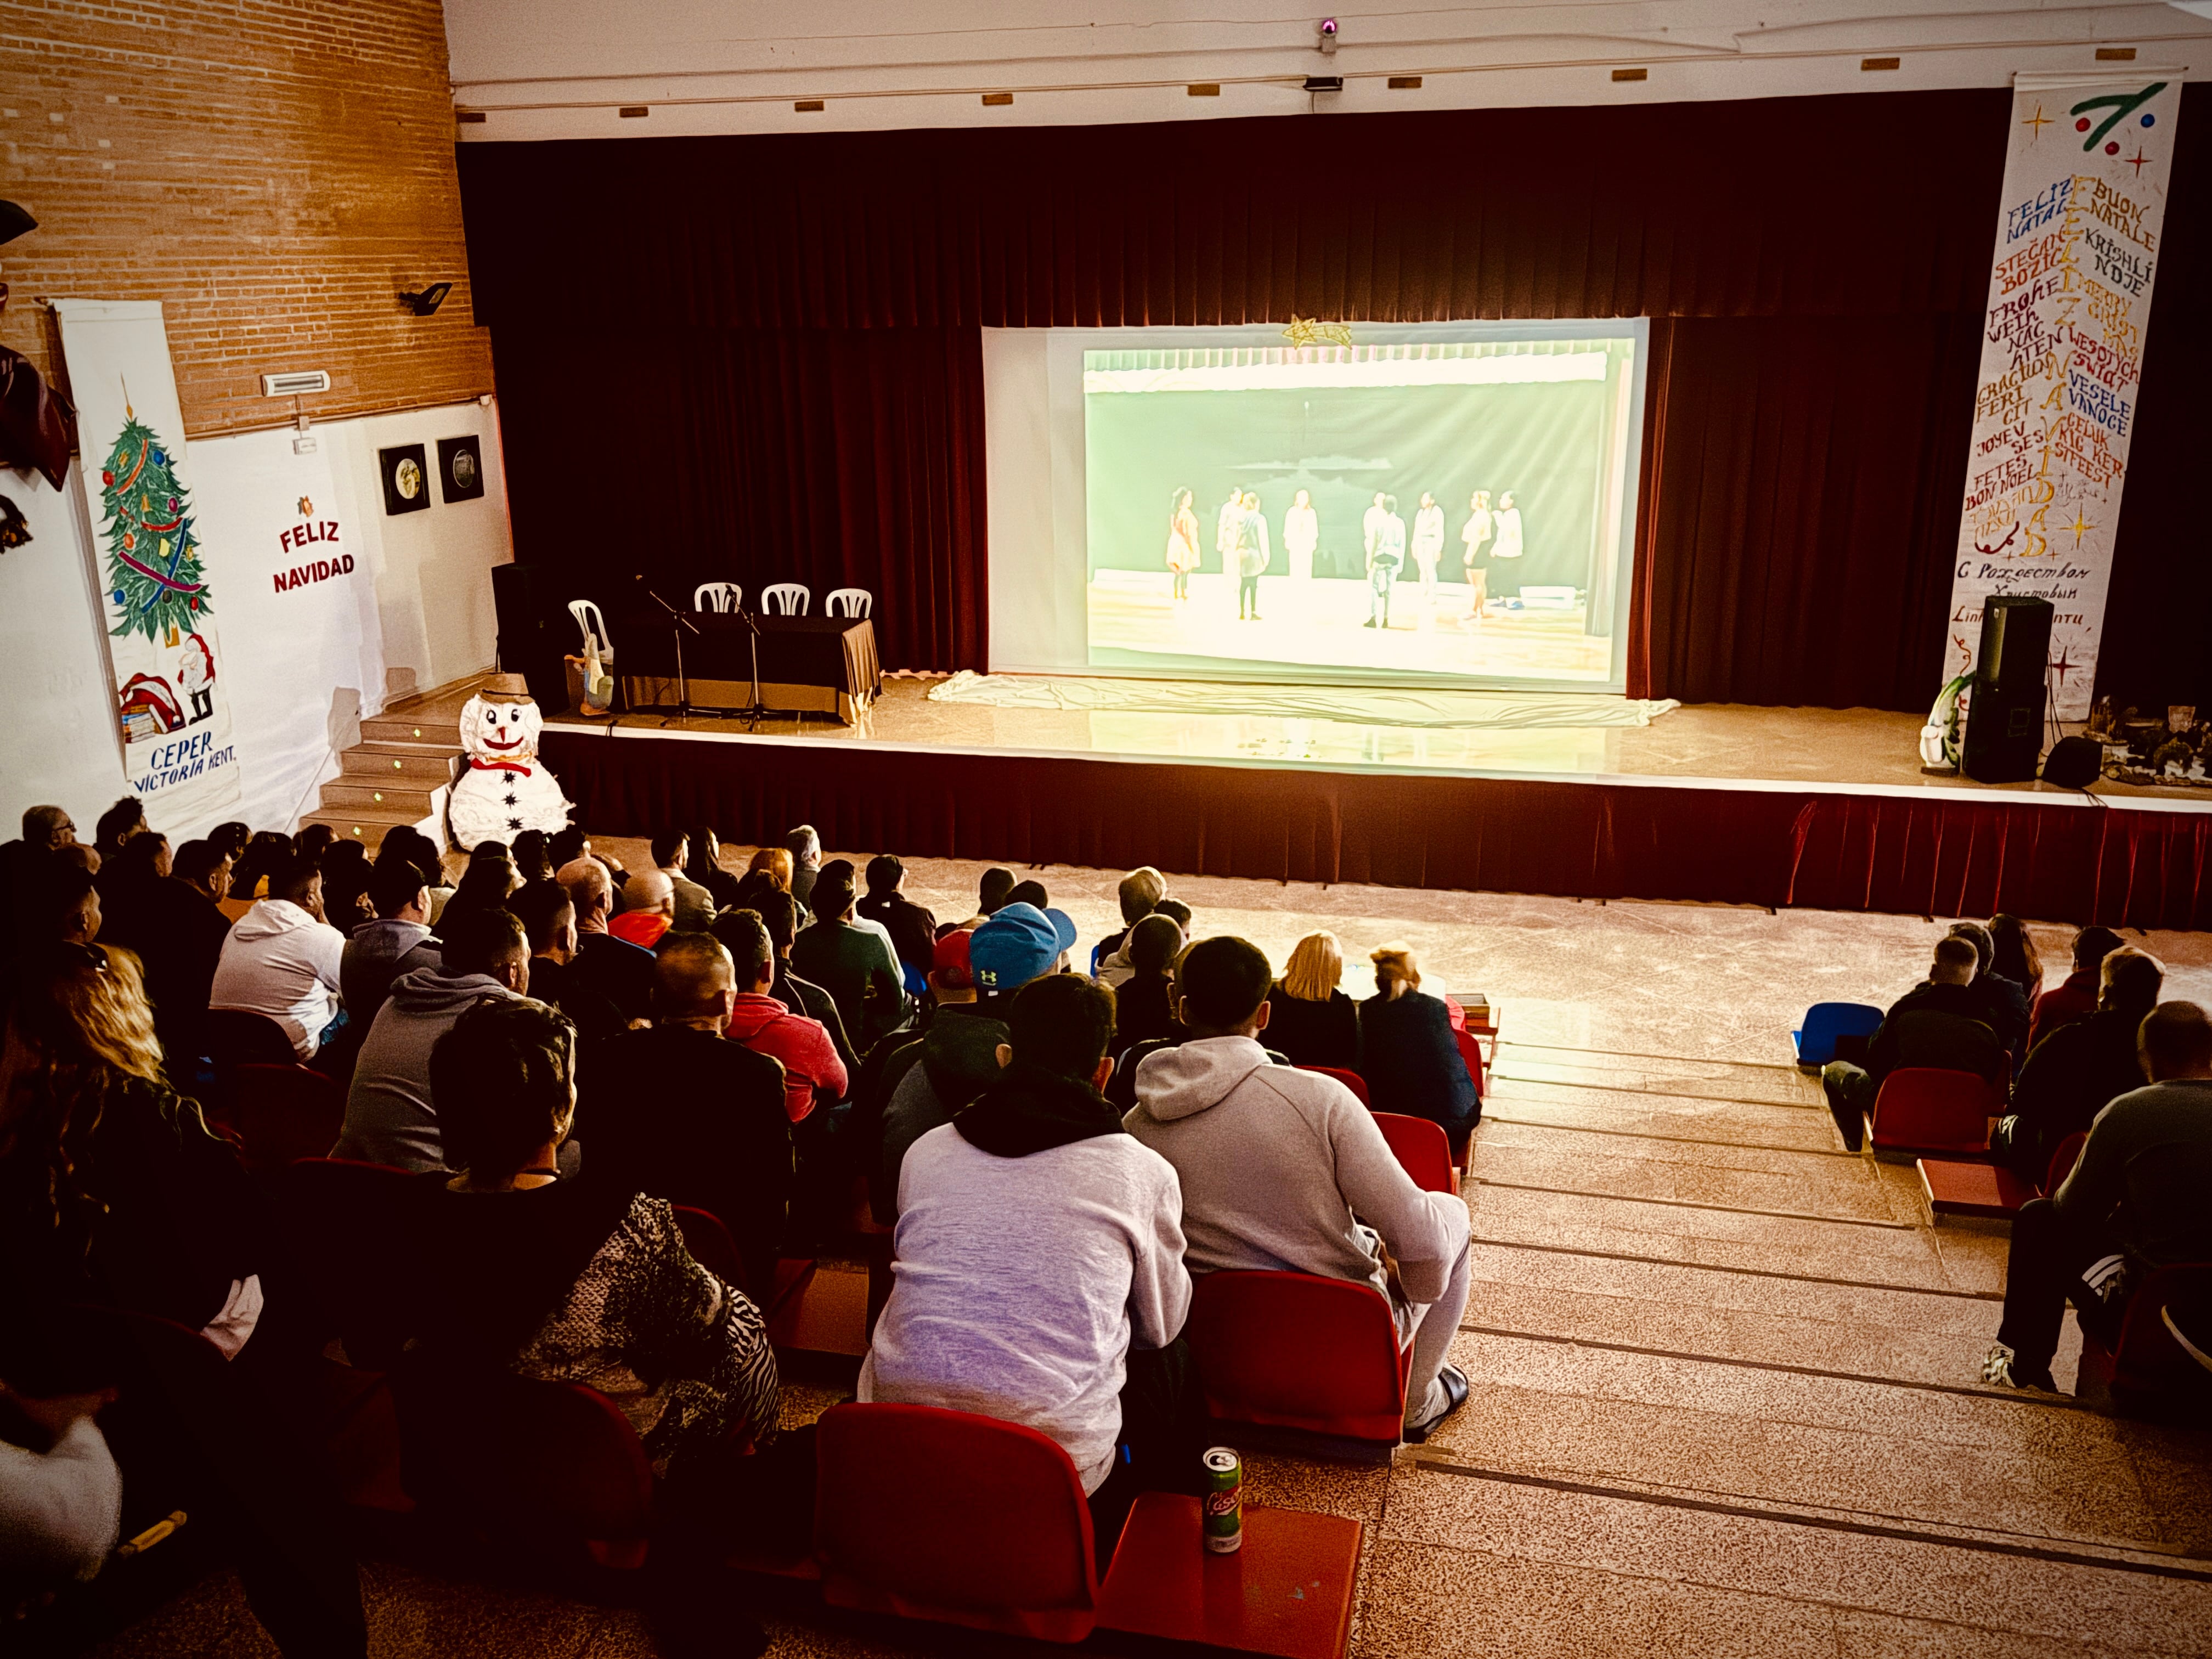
[568,599,612,656]
[695,582,743,613]
[825,587,873,619]
[761,583,811,616]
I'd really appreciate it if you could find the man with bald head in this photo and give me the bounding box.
[583,932,795,1300]
[608,867,676,951]
[557,855,653,1023]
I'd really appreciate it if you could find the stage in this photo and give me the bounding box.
[534,676,2212,930]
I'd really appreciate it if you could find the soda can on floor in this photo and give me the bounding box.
[1201,1446,1243,1553]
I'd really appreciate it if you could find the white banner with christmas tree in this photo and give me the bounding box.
[1946,74,2182,719]
[53,300,242,829]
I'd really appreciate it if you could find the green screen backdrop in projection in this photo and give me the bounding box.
[1083,340,1635,592]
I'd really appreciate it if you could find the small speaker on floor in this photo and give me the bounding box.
[2042,736,2102,790]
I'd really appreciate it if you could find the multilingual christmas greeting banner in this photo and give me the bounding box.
[1948,74,2181,719]
[52,300,242,825]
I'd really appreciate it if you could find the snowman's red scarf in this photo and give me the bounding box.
[468,757,534,777]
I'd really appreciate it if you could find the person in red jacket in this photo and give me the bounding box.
[2027,925,2123,1054]
[717,910,849,1122]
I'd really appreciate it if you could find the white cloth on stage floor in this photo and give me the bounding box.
[927,672,1678,730]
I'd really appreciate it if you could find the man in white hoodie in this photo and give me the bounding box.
[208,853,347,1062]
[1127,935,1472,1441]
[861,973,1196,1523]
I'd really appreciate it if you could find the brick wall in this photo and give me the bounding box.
[0,0,489,438]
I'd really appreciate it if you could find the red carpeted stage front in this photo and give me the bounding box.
[537,700,2211,930]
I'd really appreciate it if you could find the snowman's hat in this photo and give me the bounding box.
[481,673,533,699]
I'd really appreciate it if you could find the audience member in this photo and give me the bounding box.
[785,825,822,908]
[94,830,169,937]
[557,856,654,1022]
[1265,930,1359,1070]
[129,837,237,1060]
[413,997,797,1659]
[1821,936,2005,1150]
[654,830,716,933]
[878,901,1076,1208]
[1006,877,1051,913]
[1995,947,2164,1186]
[1948,921,2029,1062]
[0,805,78,969]
[510,878,625,1041]
[28,865,102,952]
[1128,936,1473,1442]
[1985,1001,2212,1392]
[1153,897,1193,935]
[437,851,521,940]
[208,854,346,1062]
[856,854,938,982]
[1096,866,1169,972]
[374,825,444,891]
[318,839,376,932]
[509,828,556,884]
[789,862,907,1051]
[229,832,295,904]
[332,909,532,1171]
[91,796,148,865]
[717,911,849,1125]
[742,846,794,891]
[722,885,859,1077]
[684,824,743,912]
[340,860,442,1032]
[861,973,1197,1530]
[295,823,338,864]
[1113,915,1184,1052]
[0,1378,122,1586]
[856,929,977,1224]
[1358,942,1479,1134]
[609,868,676,950]
[2028,925,2123,1053]
[582,934,795,1300]
[208,820,251,862]
[945,866,1015,934]
[1989,913,2043,1003]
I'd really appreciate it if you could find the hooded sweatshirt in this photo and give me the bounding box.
[723,990,848,1122]
[1126,1035,1468,1308]
[208,898,347,1059]
[877,1004,1009,1214]
[860,1063,1189,1496]
[331,964,523,1170]
[340,917,441,1032]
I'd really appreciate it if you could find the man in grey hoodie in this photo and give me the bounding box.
[1126,935,1473,1442]
[339,860,442,1032]
[331,908,529,1170]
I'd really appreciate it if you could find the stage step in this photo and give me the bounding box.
[298,802,439,850]
[358,714,461,748]
[340,742,454,785]
[317,778,440,815]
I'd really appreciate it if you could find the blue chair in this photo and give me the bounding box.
[1792,1002,1884,1069]
[1088,939,1108,976]
[902,961,929,1000]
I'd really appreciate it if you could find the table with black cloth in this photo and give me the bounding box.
[618,612,882,724]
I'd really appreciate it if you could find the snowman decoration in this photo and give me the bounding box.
[448,674,574,850]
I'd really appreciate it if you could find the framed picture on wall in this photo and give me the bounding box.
[437,435,486,504]
[378,444,430,516]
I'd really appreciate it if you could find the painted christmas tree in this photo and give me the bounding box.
[99,403,211,645]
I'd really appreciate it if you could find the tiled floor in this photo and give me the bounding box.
[89,850,2212,1657]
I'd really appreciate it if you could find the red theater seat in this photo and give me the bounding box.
[814,1402,1101,1642]
[1185,1271,1409,1452]
[1373,1111,1457,1194]
[2079,1263,2212,1406]
[1865,1068,1999,1160]
[228,1063,345,1173]
[1098,1492,1362,1659]
[276,1156,419,1369]
[1300,1065,1368,1105]
[1920,1128,2092,1224]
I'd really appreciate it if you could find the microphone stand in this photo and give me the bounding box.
[637,584,703,727]
[737,605,770,732]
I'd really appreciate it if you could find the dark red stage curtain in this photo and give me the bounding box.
[538,732,2212,930]
[492,325,986,673]
[1624,312,1984,709]
[459,91,2006,329]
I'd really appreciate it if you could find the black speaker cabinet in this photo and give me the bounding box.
[1962,596,2053,784]
[490,563,573,713]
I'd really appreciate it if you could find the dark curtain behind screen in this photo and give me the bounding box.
[494,325,985,673]
[461,87,2205,702]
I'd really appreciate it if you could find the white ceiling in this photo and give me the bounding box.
[444,1,2210,142]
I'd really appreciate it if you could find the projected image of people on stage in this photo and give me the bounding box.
[1081,335,1641,686]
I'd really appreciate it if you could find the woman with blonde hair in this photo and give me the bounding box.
[743,846,795,891]
[1358,941,1478,1132]
[1265,930,1358,1070]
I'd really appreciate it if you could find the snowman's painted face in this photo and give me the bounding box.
[461,695,543,761]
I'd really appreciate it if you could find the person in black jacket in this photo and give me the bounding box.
[1949,921,2030,1065]
[556,855,654,1023]
[1357,942,1478,1133]
[1113,915,1184,1054]
[856,855,939,983]
[1822,936,2005,1149]
[1265,931,1360,1071]
[581,934,796,1303]
[106,837,236,1066]
[1994,947,2163,1186]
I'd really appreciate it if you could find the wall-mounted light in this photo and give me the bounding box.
[399,282,453,317]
